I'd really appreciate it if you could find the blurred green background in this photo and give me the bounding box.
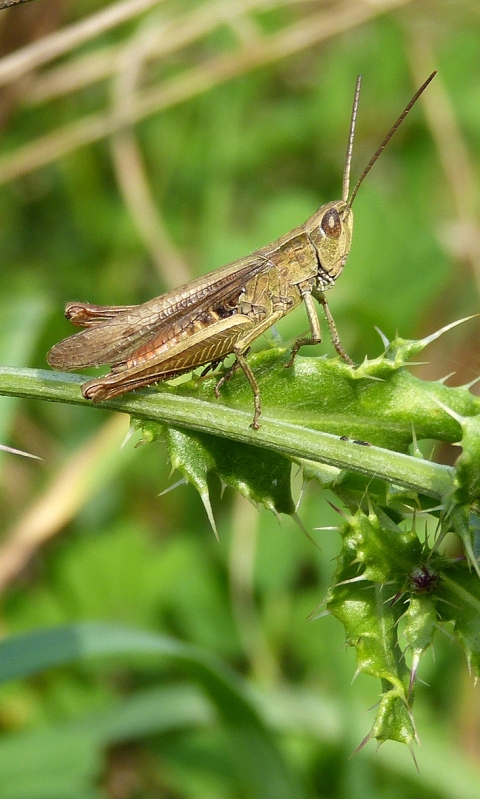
[1,0,480,796]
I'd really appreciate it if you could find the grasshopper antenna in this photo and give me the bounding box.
[342,75,362,203]
[348,70,437,207]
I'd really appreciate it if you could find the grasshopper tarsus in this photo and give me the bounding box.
[284,334,321,369]
[47,75,435,429]
[338,350,355,367]
[214,364,235,398]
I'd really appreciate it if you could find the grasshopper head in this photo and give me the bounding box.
[306,200,353,289]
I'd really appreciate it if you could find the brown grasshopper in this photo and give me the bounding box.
[48,73,435,428]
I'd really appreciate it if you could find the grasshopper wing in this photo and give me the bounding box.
[48,253,270,370]
[81,313,256,401]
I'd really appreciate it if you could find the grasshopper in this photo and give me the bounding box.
[48,73,435,428]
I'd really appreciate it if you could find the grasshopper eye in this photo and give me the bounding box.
[321,208,341,239]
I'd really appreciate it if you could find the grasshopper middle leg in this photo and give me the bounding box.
[216,311,284,429]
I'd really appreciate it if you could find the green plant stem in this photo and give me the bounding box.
[0,367,454,500]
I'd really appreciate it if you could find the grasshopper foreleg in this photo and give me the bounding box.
[285,289,354,367]
[313,288,354,365]
[285,291,322,368]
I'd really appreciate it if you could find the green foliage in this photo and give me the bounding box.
[1,1,480,797]
[3,324,480,762]
[0,624,304,799]
[135,327,480,749]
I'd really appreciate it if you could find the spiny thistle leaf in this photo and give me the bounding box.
[403,592,439,693]
[437,567,480,674]
[324,507,480,746]
[125,323,480,749]
[138,421,295,532]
